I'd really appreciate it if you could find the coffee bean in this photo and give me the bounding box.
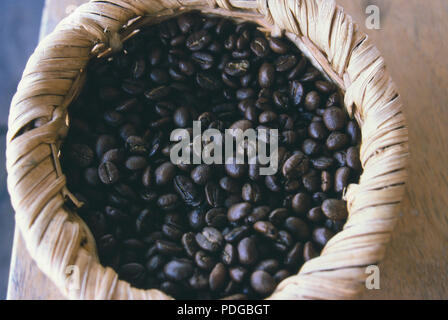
[238,237,258,265]
[209,263,227,291]
[326,132,349,150]
[284,242,303,268]
[304,91,321,111]
[323,107,346,131]
[191,164,213,185]
[241,182,262,203]
[224,226,251,243]
[307,206,325,223]
[224,60,250,77]
[308,121,328,140]
[164,259,194,281]
[275,54,297,72]
[303,241,318,261]
[312,227,335,247]
[250,271,276,295]
[98,161,119,185]
[157,194,180,210]
[251,37,269,57]
[205,208,227,228]
[253,221,278,240]
[186,30,212,51]
[174,175,202,206]
[195,250,216,270]
[346,146,361,170]
[222,243,237,265]
[322,199,348,220]
[229,266,248,283]
[284,217,310,240]
[125,156,148,171]
[196,227,223,252]
[282,152,310,178]
[156,240,183,256]
[258,62,275,88]
[155,162,176,186]
[290,80,304,106]
[269,37,288,54]
[189,272,209,290]
[334,167,350,193]
[273,269,291,283]
[126,136,147,155]
[268,208,289,226]
[225,158,247,179]
[228,202,252,222]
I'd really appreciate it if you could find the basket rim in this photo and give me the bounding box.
[6,0,408,300]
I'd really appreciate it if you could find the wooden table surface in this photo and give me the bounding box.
[7,0,448,300]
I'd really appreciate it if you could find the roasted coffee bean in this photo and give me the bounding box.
[308,121,328,141]
[302,170,320,192]
[250,271,276,295]
[283,153,310,178]
[251,37,269,57]
[284,217,310,241]
[205,181,225,207]
[346,146,361,170]
[96,135,117,158]
[304,91,321,111]
[241,182,262,203]
[209,263,227,291]
[284,242,303,268]
[269,37,288,54]
[219,176,241,193]
[189,272,209,290]
[102,148,125,164]
[302,139,321,156]
[258,62,275,88]
[205,208,227,228]
[224,60,250,77]
[157,194,180,210]
[334,167,350,193]
[312,227,335,247]
[156,240,183,256]
[268,208,289,226]
[174,175,202,207]
[164,259,194,281]
[222,243,237,265]
[307,206,325,223]
[225,159,247,179]
[125,156,148,171]
[255,259,279,274]
[228,202,252,222]
[196,72,221,90]
[182,232,199,257]
[323,107,346,131]
[195,250,215,270]
[238,237,258,265]
[290,80,304,106]
[303,241,318,261]
[126,136,147,155]
[224,226,251,243]
[191,164,213,185]
[265,175,282,193]
[186,30,212,51]
[196,227,223,252]
[326,132,349,150]
[146,254,165,272]
[253,221,278,240]
[322,199,348,220]
[275,54,297,72]
[273,269,291,283]
[346,120,361,145]
[98,161,119,185]
[229,266,248,283]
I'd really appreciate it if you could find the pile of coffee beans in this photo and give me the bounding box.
[61,12,362,300]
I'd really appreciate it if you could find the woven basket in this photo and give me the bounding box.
[6,0,408,300]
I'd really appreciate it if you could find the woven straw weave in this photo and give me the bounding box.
[6,0,408,300]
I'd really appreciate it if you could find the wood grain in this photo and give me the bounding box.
[7,0,448,299]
